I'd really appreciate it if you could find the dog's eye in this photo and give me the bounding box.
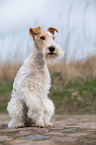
[40,36,45,40]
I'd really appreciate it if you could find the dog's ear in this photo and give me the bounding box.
[29,26,42,37]
[47,27,58,35]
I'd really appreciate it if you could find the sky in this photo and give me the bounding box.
[0,0,96,64]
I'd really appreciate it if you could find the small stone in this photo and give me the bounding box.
[68,133,87,137]
[26,135,49,140]
[60,128,76,132]
[45,131,63,136]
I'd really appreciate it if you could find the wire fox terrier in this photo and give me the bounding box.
[7,26,64,128]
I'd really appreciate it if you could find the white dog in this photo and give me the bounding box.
[7,26,64,128]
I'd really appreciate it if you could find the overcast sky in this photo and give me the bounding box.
[0,0,96,63]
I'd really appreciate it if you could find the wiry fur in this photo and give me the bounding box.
[7,26,64,128]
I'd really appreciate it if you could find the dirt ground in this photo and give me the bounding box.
[0,114,96,145]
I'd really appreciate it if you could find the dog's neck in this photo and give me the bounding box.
[32,47,46,70]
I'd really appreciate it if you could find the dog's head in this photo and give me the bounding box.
[29,26,64,64]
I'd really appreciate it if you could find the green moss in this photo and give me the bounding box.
[0,79,13,112]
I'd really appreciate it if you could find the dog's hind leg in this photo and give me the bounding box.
[7,97,24,128]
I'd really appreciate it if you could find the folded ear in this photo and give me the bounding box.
[47,27,58,35]
[29,26,42,37]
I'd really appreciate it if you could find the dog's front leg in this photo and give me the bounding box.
[27,99,44,127]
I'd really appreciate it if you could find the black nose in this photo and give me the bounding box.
[49,46,55,53]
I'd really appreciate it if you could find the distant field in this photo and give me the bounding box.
[0,56,96,80]
[0,56,96,114]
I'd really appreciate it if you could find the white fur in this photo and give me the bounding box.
[7,29,64,128]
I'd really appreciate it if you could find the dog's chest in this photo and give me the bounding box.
[28,65,51,92]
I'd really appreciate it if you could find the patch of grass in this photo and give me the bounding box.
[0,79,13,112]
[49,74,96,114]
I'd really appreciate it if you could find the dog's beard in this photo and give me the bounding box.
[45,53,63,65]
[43,46,64,65]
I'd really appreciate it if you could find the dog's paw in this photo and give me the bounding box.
[8,121,24,128]
[16,122,25,128]
[45,122,53,127]
[35,122,44,128]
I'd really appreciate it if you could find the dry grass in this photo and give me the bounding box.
[0,56,96,80]
[49,56,96,81]
[0,63,22,79]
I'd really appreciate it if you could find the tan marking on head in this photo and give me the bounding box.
[47,27,58,35]
[29,26,42,38]
[39,31,51,40]
[32,30,53,50]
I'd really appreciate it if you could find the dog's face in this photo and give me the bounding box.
[29,26,64,64]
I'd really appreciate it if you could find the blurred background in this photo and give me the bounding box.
[0,0,96,114]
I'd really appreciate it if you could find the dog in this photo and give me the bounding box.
[7,26,64,128]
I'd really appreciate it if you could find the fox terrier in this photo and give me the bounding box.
[7,26,64,128]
